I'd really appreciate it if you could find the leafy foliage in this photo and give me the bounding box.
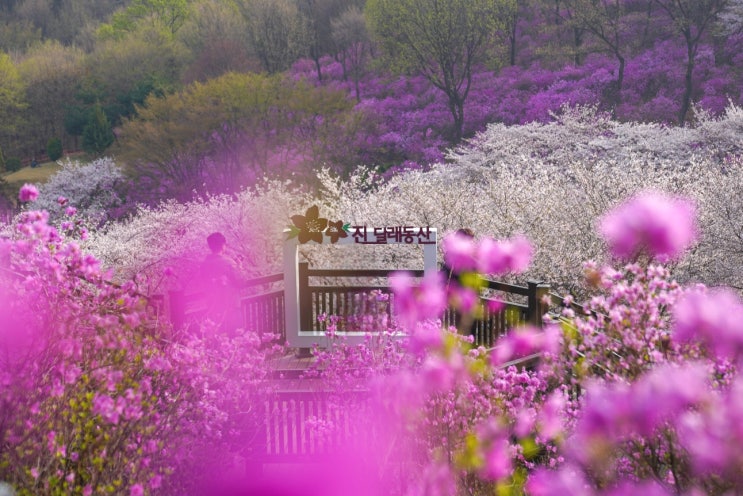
[81,103,114,156]
[116,71,361,201]
[45,137,62,161]
[0,198,279,495]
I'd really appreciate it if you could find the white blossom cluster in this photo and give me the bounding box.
[314,105,743,295]
[87,182,313,295]
[34,157,125,224]
[85,104,742,298]
[449,104,743,169]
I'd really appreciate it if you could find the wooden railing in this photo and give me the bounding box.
[298,264,425,333]
[248,352,544,466]
[299,263,550,348]
[169,272,285,340]
[249,390,370,463]
[169,264,552,348]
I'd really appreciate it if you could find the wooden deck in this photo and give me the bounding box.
[268,351,318,387]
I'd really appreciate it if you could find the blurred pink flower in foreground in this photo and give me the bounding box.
[442,231,477,272]
[477,235,533,275]
[673,288,743,360]
[599,191,697,261]
[442,231,533,277]
[18,183,39,202]
[390,271,447,328]
[491,325,560,365]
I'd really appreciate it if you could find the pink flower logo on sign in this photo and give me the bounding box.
[287,205,350,244]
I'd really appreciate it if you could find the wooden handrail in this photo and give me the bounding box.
[306,268,425,278]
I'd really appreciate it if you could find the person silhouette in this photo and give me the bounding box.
[198,232,245,334]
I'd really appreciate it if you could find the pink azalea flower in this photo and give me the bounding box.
[673,288,743,359]
[18,183,39,203]
[481,437,512,481]
[491,326,546,365]
[448,285,479,312]
[526,466,594,496]
[539,391,566,440]
[390,271,447,328]
[477,235,533,275]
[599,191,697,261]
[407,321,444,356]
[442,231,477,272]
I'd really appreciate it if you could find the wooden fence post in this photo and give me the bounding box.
[297,262,312,359]
[527,281,551,328]
[298,262,311,331]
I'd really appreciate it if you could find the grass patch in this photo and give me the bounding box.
[2,160,65,210]
[3,161,62,186]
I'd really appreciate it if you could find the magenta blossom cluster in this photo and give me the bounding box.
[389,271,448,329]
[0,188,280,495]
[18,183,39,203]
[673,288,743,361]
[599,191,697,261]
[442,231,533,275]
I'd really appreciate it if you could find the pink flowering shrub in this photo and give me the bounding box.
[0,196,278,494]
[289,191,743,496]
[6,181,743,495]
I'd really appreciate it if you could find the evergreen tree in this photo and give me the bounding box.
[82,103,114,155]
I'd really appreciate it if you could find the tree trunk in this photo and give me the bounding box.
[314,55,323,82]
[573,27,584,65]
[448,95,465,143]
[679,40,694,126]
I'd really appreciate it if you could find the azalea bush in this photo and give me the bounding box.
[0,186,279,495]
[380,190,743,495]
[251,189,743,496]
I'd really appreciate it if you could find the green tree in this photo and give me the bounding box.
[366,0,509,142]
[18,41,85,156]
[117,72,359,198]
[46,137,63,161]
[239,0,306,74]
[99,0,192,38]
[76,30,185,132]
[82,103,114,155]
[0,51,27,159]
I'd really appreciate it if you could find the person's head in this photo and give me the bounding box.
[456,228,475,238]
[207,232,227,254]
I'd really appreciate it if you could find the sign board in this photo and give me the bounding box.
[283,206,438,347]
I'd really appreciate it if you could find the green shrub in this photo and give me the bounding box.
[46,137,63,161]
[5,157,21,172]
